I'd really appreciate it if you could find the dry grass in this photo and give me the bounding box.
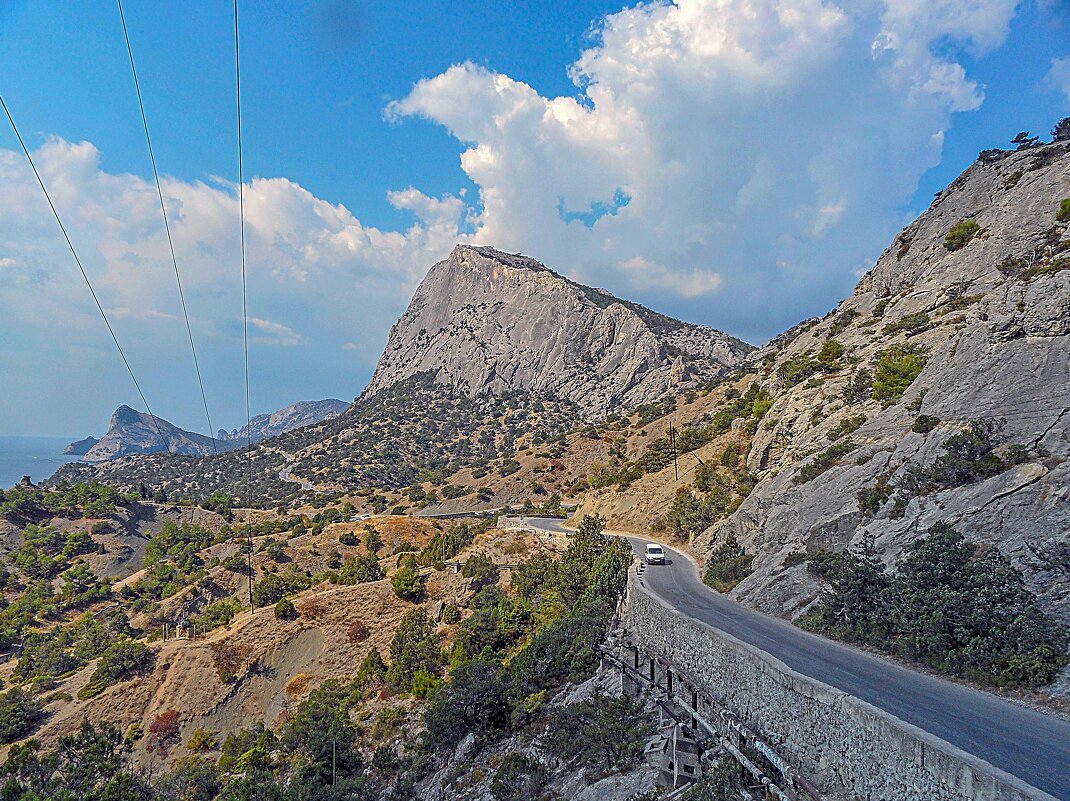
[285,672,311,698]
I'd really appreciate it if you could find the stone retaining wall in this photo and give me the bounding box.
[624,580,1057,801]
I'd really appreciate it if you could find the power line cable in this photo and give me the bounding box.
[233,0,255,607]
[0,92,178,469]
[117,0,217,455]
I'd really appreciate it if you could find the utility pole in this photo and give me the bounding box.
[669,422,679,481]
[247,523,254,609]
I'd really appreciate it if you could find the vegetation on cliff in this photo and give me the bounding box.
[801,524,1068,688]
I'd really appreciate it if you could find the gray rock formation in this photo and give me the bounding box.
[217,399,349,445]
[63,436,98,456]
[82,405,219,462]
[697,140,1070,624]
[77,399,350,464]
[366,245,751,418]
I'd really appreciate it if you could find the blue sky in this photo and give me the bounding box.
[0,0,1067,437]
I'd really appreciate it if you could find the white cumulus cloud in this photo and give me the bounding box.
[1047,56,1070,103]
[387,0,1021,337]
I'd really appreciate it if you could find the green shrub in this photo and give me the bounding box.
[390,565,424,601]
[911,415,941,434]
[279,681,363,786]
[778,353,821,387]
[386,608,441,693]
[0,687,43,743]
[419,523,474,564]
[251,570,312,607]
[816,339,845,368]
[904,418,1022,493]
[354,648,387,690]
[274,598,298,621]
[543,693,651,772]
[451,587,531,663]
[943,219,980,251]
[337,553,385,585]
[79,640,154,699]
[193,598,242,632]
[441,603,461,624]
[803,525,1069,687]
[424,516,630,752]
[841,368,873,405]
[792,440,857,484]
[828,309,860,336]
[856,480,893,515]
[703,533,754,592]
[460,553,499,591]
[663,486,734,541]
[871,345,926,407]
[882,311,930,336]
[186,727,218,753]
[363,528,383,554]
[490,752,547,801]
[424,659,510,748]
[828,414,866,441]
[1057,198,1070,223]
[411,668,442,700]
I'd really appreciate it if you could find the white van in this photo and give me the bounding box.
[645,543,666,565]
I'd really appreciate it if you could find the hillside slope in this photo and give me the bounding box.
[691,140,1070,624]
[53,246,750,502]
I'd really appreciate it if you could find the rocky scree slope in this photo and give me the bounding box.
[695,140,1070,627]
[365,244,751,420]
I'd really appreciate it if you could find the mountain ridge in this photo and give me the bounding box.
[69,399,350,464]
[364,244,751,417]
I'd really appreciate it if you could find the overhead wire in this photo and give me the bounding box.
[117,0,218,456]
[0,92,179,471]
[233,0,256,607]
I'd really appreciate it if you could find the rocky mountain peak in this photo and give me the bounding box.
[111,405,142,425]
[216,399,350,444]
[81,407,217,463]
[365,245,752,419]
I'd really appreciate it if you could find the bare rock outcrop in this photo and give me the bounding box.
[697,141,1070,624]
[365,245,751,419]
[82,405,219,462]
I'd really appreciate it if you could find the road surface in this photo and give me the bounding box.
[278,461,313,492]
[521,517,1070,800]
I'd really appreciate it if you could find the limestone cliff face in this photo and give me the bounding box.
[365,245,751,418]
[697,141,1070,624]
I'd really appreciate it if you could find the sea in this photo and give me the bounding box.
[0,436,83,490]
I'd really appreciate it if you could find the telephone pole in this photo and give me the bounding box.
[669,422,679,481]
[247,523,254,609]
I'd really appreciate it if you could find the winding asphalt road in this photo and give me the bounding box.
[521,517,1070,800]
